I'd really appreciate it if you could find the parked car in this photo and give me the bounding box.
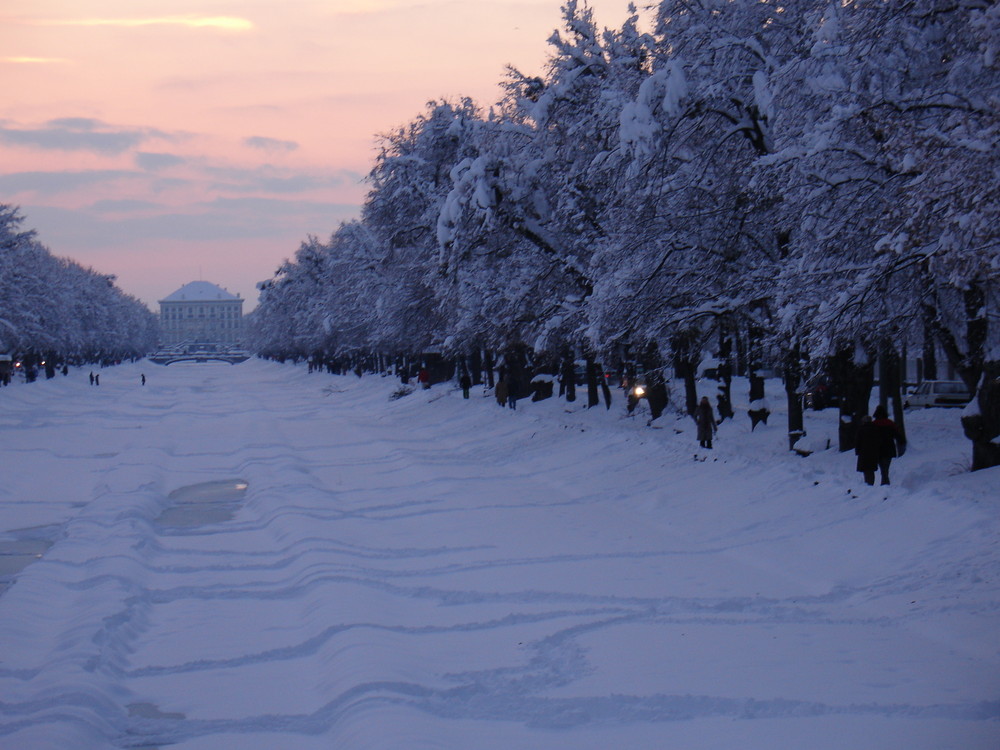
[904,380,972,408]
[801,381,842,410]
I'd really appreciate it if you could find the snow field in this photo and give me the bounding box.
[0,359,997,749]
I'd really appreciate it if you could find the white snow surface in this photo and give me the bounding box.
[0,359,997,749]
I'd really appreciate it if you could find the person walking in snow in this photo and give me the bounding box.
[855,405,905,486]
[418,367,430,390]
[460,370,471,399]
[141,373,146,386]
[89,371,95,386]
[495,375,508,407]
[695,396,717,449]
[507,374,519,410]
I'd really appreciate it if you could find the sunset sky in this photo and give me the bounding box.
[1,0,637,309]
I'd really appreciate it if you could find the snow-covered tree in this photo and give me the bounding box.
[763,1,999,464]
[588,0,791,415]
[366,101,478,356]
[248,0,998,469]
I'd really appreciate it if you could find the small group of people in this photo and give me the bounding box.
[494,375,519,410]
[694,396,907,489]
[87,372,147,386]
[855,404,906,486]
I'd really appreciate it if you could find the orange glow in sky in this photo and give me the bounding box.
[1,1,637,308]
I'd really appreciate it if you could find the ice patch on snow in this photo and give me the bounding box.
[155,479,249,528]
[0,524,58,593]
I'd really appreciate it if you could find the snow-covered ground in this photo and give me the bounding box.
[0,359,997,749]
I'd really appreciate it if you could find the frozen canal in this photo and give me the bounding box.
[0,359,997,749]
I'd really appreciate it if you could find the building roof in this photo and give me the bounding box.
[159,281,241,303]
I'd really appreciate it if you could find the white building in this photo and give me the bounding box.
[158,281,244,347]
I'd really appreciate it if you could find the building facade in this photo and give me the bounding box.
[158,281,244,347]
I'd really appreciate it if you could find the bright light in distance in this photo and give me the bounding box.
[633,385,646,397]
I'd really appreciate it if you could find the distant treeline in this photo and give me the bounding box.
[0,205,158,368]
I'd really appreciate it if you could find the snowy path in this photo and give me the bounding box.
[0,360,997,749]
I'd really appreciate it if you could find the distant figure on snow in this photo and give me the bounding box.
[855,405,905,486]
[89,372,95,386]
[141,373,146,386]
[418,367,430,390]
[94,373,100,386]
[460,370,471,399]
[696,396,717,449]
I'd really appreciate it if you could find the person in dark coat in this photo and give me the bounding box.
[507,375,519,410]
[460,370,471,399]
[855,405,905,485]
[854,415,880,485]
[495,376,508,407]
[695,396,717,449]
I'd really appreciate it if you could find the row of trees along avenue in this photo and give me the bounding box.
[249,1,1000,471]
[0,206,158,370]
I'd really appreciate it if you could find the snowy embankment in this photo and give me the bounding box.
[0,359,997,750]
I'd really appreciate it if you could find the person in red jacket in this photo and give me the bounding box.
[855,405,905,485]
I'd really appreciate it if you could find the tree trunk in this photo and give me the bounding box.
[748,323,766,403]
[642,343,668,420]
[927,281,994,470]
[683,368,697,418]
[964,285,987,390]
[586,356,600,408]
[834,347,875,452]
[784,344,805,451]
[600,375,612,409]
[962,364,1000,471]
[645,367,669,421]
[470,348,483,386]
[672,334,699,417]
[506,345,528,404]
[747,324,769,429]
[879,342,906,443]
[562,351,576,403]
[735,328,748,377]
[716,328,735,421]
[922,319,938,381]
[484,350,495,388]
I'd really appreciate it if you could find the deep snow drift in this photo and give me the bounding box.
[0,359,997,749]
